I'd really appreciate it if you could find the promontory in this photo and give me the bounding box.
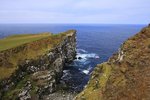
[0,30,76,99]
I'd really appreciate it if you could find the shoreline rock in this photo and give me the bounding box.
[0,30,77,100]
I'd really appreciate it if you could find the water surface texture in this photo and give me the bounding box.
[0,24,145,92]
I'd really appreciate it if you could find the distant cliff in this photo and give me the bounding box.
[0,30,76,100]
[76,25,150,100]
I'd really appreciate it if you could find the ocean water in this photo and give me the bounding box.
[0,24,145,92]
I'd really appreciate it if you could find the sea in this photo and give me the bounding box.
[0,24,145,92]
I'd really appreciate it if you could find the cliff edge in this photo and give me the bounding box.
[76,25,150,100]
[0,30,76,100]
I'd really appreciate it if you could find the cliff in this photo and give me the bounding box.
[0,30,76,99]
[76,25,150,100]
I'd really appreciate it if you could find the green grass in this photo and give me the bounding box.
[0,33,51,52]
[76,63,112,100]
[3,75,38,100]
[0,30,75,80]
[0,30,76,99]
[3,75,29,100]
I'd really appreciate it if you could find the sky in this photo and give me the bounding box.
[0,0,150,24]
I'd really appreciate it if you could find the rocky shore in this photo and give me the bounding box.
[0,30,76,100]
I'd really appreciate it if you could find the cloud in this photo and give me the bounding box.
[0,0,150,24]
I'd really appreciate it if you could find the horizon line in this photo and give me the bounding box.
[0,23,147,25]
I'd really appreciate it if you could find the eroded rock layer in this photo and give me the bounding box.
[0,30,76,100]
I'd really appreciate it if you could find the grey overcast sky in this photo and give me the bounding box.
[0,0,150,24]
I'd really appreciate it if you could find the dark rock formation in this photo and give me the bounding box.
[78,57,82,60]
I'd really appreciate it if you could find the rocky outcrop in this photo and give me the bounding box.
[18,81,32,100]
[0,30,76,100]
[76,25,150,100]
[31,70,56,95]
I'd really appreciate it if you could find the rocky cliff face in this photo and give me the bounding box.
[0,30,76,100]
[76,25,150,100]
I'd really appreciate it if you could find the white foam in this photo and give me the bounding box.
[85,53,97,58]
[95,56,100,59]
[76,53,99,60]
[82,66,92,75]
[63,70,69,73]
[77,49,88,53]
[82,70,90,74]
[75,53,87,62]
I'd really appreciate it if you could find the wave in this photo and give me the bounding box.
[82,70,89,75]
[66,48,99,75]
[81,66,92,75]
[77,49,88,53]
[76,53,99,61]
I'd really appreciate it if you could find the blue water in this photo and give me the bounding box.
[0,24,145,92]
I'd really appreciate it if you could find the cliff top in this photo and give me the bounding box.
[76,25,150,100]
[0,30,76,80]
[0,33,52,52]
[0,30,76,52]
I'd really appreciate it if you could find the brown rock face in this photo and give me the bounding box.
[0,30,77,100]
[76,25,150,100]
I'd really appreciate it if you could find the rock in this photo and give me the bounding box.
[78,57,82,60]
[18,81,32,100]
[31,70,57,96]
[0,30,77,99]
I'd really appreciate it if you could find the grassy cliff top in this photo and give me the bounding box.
[0,30,76,52]
[0,33,52,52]
[0,30,76,80]
[76,25,150,100]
